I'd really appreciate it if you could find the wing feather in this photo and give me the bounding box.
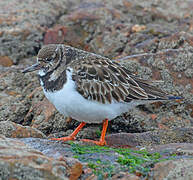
[71,57,168,104]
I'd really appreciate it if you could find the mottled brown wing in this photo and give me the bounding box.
[71,56,168,104]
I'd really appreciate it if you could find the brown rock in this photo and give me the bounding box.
[106,133,139,148]
[112,172,140,180]
[0,121,46,138]
[149,159,193,179]
[106,128,193,148]
[44,25,68,45]
[44,25,90,50]
[61,157,83,180]
[26,97,58,133]
[131,24,146,33]
[0,56,13,67]
[0,135,83,180]
[30,97,56,126]
[0,0,70,64]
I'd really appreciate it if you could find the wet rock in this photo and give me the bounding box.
[19,138,145,178]
[20,138,193,179]
[20,138,74,159]
[0,121,46,138]
[0,136,82,180]
[7,137,193,179]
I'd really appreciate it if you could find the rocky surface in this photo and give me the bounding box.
[106,128,193,147]
[148,159,193,180]
[1,137,193,179]
[1,0,193,179]
[0,135,82,180]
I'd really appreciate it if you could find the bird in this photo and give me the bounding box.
[22,44,182,146]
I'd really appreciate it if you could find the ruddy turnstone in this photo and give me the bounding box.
[22,44,182,146]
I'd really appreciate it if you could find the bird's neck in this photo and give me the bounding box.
[39,66,67,92]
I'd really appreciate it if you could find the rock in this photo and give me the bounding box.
[116,32,193,132]
[146,143,193,157]
[112,172,140,180]
[0,56,13,67]
[44,25,90,50]
[0,0,71,64]
[0,135,82,180]
[106,128,193,147]
[61,157,83,180]
[147,143,193,179]
[8,137,193,179]
[106,133,139,148]
[0,69,39,124]
[26,97,58,133]
[148,159,193,180]
[0,0,192,140]
[0,121,46,138]
[1,0,193,179]
[0,97,31,124]
[58,0,130,58]
[131,24,146,33]
[0,0,192,155]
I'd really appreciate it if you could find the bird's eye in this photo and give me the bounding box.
[38,58,51,63]
[45,58,53,62]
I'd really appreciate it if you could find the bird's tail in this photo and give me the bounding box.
[168,96,183,100]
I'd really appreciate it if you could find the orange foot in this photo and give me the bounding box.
[81,119,108,146]
[50,119,109,146]
[50,136,75,141]
[50,122,86,142]
[81,139,106,146]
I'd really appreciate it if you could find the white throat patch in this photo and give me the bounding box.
[38,69,46,76]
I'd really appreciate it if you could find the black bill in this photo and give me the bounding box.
[22,63,41,73]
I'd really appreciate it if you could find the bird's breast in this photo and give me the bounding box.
[40,70,135,123]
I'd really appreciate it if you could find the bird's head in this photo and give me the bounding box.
[22,44,63,75]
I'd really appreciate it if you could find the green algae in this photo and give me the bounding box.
[69,142,173,178]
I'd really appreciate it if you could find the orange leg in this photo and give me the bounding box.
[50,122,86,141]
[81,119,108,146]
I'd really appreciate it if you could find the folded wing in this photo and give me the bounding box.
[71,57,169,104]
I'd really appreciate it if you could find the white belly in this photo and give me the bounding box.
[41,69,147,123]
